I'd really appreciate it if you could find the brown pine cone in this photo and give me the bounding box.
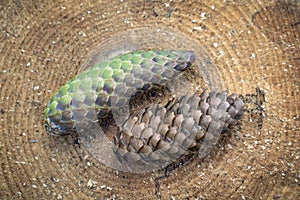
[113,90,244,169]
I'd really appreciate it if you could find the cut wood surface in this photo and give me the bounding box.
[0,0,299,199]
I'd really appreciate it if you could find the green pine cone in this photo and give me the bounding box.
[44,50,196,135]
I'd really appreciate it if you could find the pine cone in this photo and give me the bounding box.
[113,90,244,167]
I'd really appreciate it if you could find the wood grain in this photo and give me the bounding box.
[0,0,299,199]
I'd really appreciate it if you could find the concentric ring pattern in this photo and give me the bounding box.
[0,0,299,199]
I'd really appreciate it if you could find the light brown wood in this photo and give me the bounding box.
[0,0,299,199]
